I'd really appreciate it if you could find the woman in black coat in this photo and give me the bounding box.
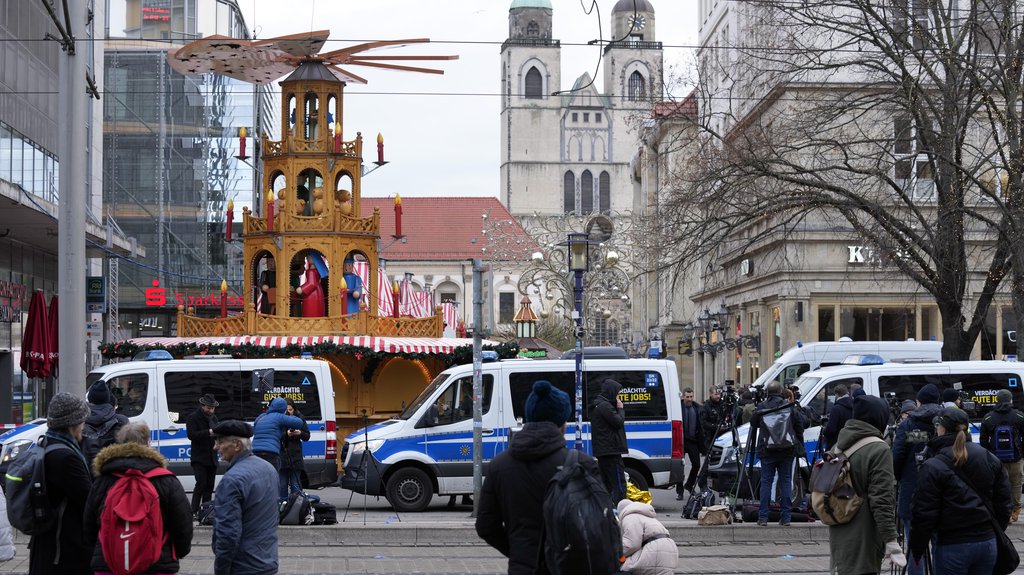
[280,398,310,499]
[29,392,93,575]
[910,407,1011,575]
[83,422,193,574]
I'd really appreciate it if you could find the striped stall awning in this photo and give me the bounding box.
[127,335,494,355]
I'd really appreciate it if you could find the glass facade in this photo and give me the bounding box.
[104,48,272,323]
[0,122,59,203]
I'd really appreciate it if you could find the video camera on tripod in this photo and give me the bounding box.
[719,380,739,410]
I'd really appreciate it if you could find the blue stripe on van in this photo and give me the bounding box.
[0,423,38,442]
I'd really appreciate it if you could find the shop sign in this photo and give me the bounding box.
[0,280,26,322]
[848,245,909,266]
[144,279,245,308]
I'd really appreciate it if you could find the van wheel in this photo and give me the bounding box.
[625,467,649,492]
[385,467,433,512]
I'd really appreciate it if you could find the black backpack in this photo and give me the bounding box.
[82,417,121,466]
[758,404,797,452]
[991,424,1018,462]
[279,491,315,525]
[541,449,622,575]
[4,438,70,535]
[682,487,716,520]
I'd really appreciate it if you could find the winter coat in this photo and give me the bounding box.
[679,401,703,447]
[700,399,726,443]
[980,403,1024,462]
[891,402,942,519]
[251,397,303,455]
[822,395,853,450]
[750,395,805,458]
[186,407,219,466]
[280,412,310,471]
[28,431,92,575]
[617,500,678,575]
[0,489,14,561]
[909,433,1012,556]
[590,380,627,457]
[475,422,568,575]
[212,450,280,575]
[82,404,128,466]
[827,419,898,575]
[83,442,193,574]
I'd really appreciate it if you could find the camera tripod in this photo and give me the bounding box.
[683,400,757,521]
[342,410,402,525]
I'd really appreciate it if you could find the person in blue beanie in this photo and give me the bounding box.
[251,397,303,472]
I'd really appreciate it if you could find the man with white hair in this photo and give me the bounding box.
[211,420,279,575]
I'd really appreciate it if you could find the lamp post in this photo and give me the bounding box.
[566,232,590,451]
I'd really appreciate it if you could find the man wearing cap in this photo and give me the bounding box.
[29,392,93,575]
[942,387,962,409]
[476,380,584,575]
[980,389,1024,522]
[891,382,943,575]
[187,393,220,517]
[211,420,279,575]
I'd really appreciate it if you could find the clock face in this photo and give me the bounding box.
[629,14,646,30]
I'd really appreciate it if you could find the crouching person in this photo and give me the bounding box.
[617,499,678,575]
[83,422,193,575]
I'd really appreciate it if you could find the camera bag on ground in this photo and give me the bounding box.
[4,438,70,535]
[697,504,731,525]
[98,467,175,575]
[739,502,813,523]
[279,491,315,525]
[809,436,885,525]
[682,488,715,520]
[312,501,337,525]
[196,501,215,526]
[541,448,623,575]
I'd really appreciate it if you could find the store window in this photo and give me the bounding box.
[772,307,781,358]
[499,292,516,323]
[818,306,835,341]
[838,307,915,340]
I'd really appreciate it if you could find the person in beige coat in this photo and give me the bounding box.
[616,499,678,575]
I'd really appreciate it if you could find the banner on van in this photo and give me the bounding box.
[262,386,309,406]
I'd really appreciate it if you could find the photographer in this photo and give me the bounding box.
[822,384,853,451]
[700,387,728,450]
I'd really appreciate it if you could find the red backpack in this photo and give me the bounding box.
[98,467,175,575]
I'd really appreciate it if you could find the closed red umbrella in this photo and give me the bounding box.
[47,294,59,376]
[20,290,51,379]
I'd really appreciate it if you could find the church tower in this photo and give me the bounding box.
[603,0,662,109]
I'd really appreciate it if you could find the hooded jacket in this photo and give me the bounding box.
[590,380,628,457]
[910,432,1012,555]
[83,442,193,574]
[616,500,678,575]
[251,397,304,455]
[980,403,1024,462]
[828,397,898,575]
[891,401,942,518]
[475,422,567,575]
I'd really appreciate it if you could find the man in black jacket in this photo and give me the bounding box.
[590,379,628,502]
[82,380,128,467]
[701,387,726,449]
[186,393,220,516]
[750,381,805,526]
[980,389,1024,522]
[676,387,704,500]
[821,383,852,450]
[476,380,572,575]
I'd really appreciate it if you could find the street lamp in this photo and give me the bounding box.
[565,231,590,451]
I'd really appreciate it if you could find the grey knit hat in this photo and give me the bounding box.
[47,391,90,429]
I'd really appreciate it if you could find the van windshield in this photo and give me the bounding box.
[794,376,822,402]
[752,362,783,388]
[399,372,449,420]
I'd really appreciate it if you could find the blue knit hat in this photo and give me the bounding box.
[917,383,940,404]
[524,380,571,425]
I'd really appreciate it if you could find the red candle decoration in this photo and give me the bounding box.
[339,275,348,315]
[266,190,275,231]
[220,279,228,318]
[239,127,247,158]
[377,132,385,163]
[225,198,234,242]
[392,279,400,318]
[334,122,342,154]
[394,193,403,238]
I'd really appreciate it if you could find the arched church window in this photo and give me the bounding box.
[525,67,543,99]
[600,171,611,213]
[628,71,646,101]
[527,21,539,37]
[581,170,594,215]
[563,171,575,214]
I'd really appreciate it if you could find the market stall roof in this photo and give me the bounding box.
[127,336,496,355]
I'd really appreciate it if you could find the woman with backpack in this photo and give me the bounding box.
[910,407,1012,575]
[616,499,678,575]
[280,398,310,500]
[28,392,93,575]
[83,421,193,575]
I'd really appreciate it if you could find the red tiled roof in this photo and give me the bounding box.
[360,196,536,261]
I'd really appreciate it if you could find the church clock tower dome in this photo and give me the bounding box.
[509,0,553,39]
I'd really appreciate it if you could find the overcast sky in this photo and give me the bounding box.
[113,1,698,197]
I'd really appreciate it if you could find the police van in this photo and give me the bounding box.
[708,358,1024,501]
[0,352,338,489]
[341,354,684,511]
[752,339,943,389]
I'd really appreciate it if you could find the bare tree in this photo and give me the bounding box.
[648,0,1024,359]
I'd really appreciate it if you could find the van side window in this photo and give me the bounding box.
[591,371,667,420]
[510,372,576,422]
[420,375,493,428]
[258,370,322,420]
[805,377,863,423]
[777,363,811,386]
[942,373,1023,419]
[165,371,245,423]
[110,373,150,418]
[878,374,946,406]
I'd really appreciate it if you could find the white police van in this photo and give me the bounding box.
[341,352,684,511]
[708,358,1024,501]
[752,339,943,389]
[0,352,338,489]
